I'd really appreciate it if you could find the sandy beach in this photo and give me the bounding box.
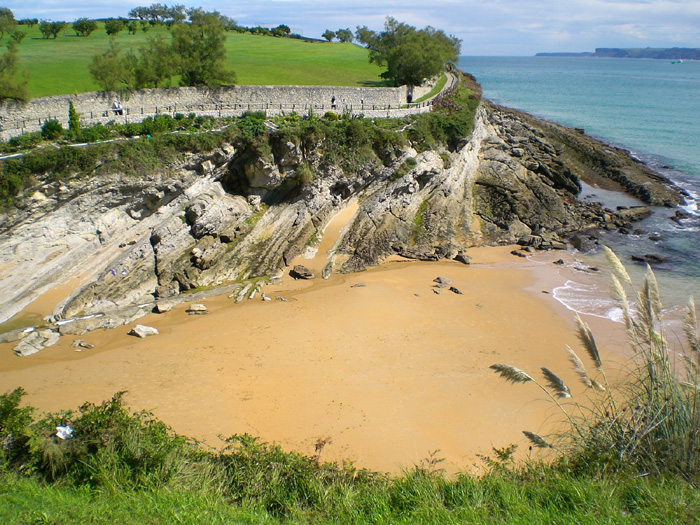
[0,236,630,474]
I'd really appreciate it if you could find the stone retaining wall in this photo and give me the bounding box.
[0,84,408,132]
[0,73,458,141]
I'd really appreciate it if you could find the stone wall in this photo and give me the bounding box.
[0,84,409,132]
[0,72,459,141]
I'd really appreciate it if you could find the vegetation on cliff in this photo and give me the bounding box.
[0,73,481,210]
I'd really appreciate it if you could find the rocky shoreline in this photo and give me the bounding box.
[0,97,686,356]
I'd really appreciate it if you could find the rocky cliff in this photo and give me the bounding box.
[0,99,684,329]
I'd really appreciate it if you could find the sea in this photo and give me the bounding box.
[458,56,700,322]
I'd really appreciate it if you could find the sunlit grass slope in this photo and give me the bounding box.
[8,24,387,98]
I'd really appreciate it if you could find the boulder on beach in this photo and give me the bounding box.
[433,277,452,287]
[186,303,209,315]
[322,262,333,280]
[14,330,61,357]
[291,265,315,280]
[128,324,160,338]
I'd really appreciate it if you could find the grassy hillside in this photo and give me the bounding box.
[7,24,387,99]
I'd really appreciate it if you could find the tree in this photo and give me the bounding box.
[88,39,135,92]
[10,30,26,44]
[272,24,290,37]
[336,28,353,43]
[104,18,125,36]
[0,40,28,102]
[221,16,238,32]
[127,21,138,35]
[170,10,235,87]
[0,7,16,40]
[39,21,66,39]
[322,29,335,42]
[68,101,80,139]
[355,18,460,87]
[18,18,38,28]
[72,18,97,37]
[133,34,177,88]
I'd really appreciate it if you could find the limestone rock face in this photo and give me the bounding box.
[0,99,684,328]
[244,155,285,189]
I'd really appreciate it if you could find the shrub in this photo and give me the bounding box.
[68,101,80,139]
[77,123,112,143]
[296,164,314,185]
[41,120,64,140]
[6,131,42,151]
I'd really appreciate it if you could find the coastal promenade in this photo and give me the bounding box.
[0,72,458,141]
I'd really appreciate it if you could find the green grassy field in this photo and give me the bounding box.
[8,24,387,98]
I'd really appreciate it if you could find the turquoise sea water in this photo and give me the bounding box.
[457,56,700,316]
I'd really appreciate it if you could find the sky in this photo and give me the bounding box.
[4,0,699,56]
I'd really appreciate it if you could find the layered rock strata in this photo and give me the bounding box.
[0,101,684,328]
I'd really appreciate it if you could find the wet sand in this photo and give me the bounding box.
[0,241,629,473]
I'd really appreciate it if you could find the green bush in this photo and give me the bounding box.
[5,131,42,151]
[41,120,64,140]
[237,112,267,138]
[77,123,112,143]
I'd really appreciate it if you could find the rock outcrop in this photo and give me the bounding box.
[0,100,684,328]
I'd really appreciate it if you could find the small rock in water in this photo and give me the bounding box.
[433,289,441,295]
[631,254,669,265]
[449,286,463,295]
[553,259,565,265]
[351,283,366,288]
[186,303,209,315]
[276,296,289,302]
[128,325,160,338]
[511,250,528,258]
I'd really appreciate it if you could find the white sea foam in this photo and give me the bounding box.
[552,280,623,322]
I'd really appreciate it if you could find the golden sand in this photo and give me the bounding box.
[0,243,628,473]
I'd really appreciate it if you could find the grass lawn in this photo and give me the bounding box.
[9,24,387,99]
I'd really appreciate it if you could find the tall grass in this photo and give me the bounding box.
[491,246,700,482]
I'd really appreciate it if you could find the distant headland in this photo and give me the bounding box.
[536,48,700,60]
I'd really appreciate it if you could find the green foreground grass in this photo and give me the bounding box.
[6,24,386,99]
[2,465,699,524]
